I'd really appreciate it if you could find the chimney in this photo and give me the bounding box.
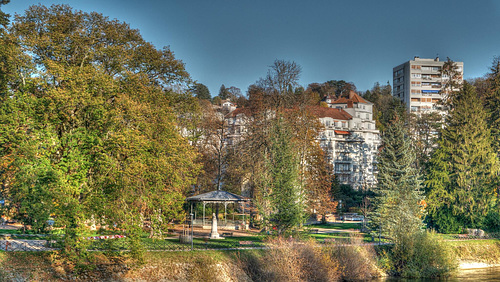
[434,57,439,61]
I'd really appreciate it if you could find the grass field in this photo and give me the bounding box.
[307,222,362,230]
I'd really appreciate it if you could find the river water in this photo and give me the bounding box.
[379,266,500,281]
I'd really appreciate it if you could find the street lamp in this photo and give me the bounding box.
[190,213,194,251]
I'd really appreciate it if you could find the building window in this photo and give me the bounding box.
[411,73,421,78]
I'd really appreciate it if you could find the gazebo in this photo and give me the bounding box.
[186,190,250,230]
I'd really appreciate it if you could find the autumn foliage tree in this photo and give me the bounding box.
[0,4,199,260]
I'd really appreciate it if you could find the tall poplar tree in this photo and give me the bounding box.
[372,114,425,241]
[268,116,305,234]
[426,82,499,232]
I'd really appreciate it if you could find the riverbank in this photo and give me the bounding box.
[1,239,500,281]
[450,239,500,270]
[459,261,500,269]
[0,241,383,281]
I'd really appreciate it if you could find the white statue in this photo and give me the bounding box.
[210,213,221,239]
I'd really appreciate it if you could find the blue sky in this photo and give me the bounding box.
[4,1,500,97]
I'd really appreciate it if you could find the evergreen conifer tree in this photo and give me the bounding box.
[268,116,305,234]
[372,114,425,241]
[426,82,499,232]
[484,57,500,157]
[218,84,229,100]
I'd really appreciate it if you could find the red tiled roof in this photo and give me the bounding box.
[305,106,352,120]
[330,90,371,105]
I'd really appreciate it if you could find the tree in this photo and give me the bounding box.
[0,0,9,27]
[226,86,242,100]
[218,84,229,100]
[440,57,462,106]
[372,114,425,240]
[285,108,336,220]
[0,0,28,97]
[326,80,357,98]
[191,100,229,193]
[268,116,305,234]
[426,82,499,232]
[408,112,442,171]
[192,83,211,100]
[483,56,500,158]
[363,82,406,132]
[0,4,199,260]
[257,59,302,108]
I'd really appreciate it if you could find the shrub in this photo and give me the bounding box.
[390,230,457,278]
[327,234,379,280]
[238,237,340,281]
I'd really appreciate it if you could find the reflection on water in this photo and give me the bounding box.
[378,266,500,281]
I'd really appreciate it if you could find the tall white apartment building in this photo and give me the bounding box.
[393,57,463,113]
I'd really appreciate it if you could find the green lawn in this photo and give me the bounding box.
[304,232,374,243]
[306,222,362,230]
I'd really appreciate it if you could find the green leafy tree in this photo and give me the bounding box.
[426,82,499,232]
[0,0,9,27]
[0,4,199,261]
[363,82,406,132]
[372,114,425,240]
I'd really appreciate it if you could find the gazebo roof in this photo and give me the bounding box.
[186,190,250,203]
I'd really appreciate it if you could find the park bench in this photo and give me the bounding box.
[221,232,233,237]
[239,240,254,246]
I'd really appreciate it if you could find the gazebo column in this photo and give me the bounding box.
[203,202,206,227]
[224,202,228,225]
[243,202,246,230]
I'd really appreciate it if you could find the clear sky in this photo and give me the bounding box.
[4,0,500,97]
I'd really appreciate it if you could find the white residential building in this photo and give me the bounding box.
[319,91,381,189]
[393,56,463,113]
[225,91,381,190]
